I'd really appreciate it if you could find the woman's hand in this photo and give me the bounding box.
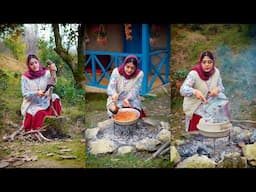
[48,63,57,71]
[112,93,118,103]
[194,89,207,103]
[36,90,45,98]
[208,87,220,97]
[122,98,131,107]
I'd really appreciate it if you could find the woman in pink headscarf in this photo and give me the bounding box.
[21,54,62,132]
[180,51,230,132]
[106,55,146,118]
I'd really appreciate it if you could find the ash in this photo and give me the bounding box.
[97,120,161,146]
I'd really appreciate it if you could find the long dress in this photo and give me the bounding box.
[180,71,230,131]
[106,68,144,117]
[21,70,61,131]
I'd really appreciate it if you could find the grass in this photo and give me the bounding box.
[31,140,85,168]
[86,153,171,168]
[85,92,108,112]
[0,139,85,168]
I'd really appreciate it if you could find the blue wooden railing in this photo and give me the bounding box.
[84,50,169,95]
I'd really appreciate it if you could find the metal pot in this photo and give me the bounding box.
[197,118,232,138]
[113,108,140,126]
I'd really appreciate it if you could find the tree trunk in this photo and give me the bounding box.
[52,24,86,89]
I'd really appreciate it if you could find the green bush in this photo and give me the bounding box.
[3,35,27,61]
[0,69,8,90]
[173,69,189,80]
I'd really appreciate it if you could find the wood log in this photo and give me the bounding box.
[9,127,23,141]
[231,119,256,124]
[159,146,170,156]
[4,114,68,142]
[146,141,170,161]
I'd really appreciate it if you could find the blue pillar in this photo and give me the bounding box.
[92,55,96,85]
[141,24,150,95]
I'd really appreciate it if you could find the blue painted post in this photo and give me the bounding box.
[92,55,96,85]
[166,25,171,82]
[141,24,150,95]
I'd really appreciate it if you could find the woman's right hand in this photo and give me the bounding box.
[194,89,207,103]
[112,93,118,103]
[36,90,45,98]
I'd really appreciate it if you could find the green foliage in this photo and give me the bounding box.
[0,69,8,90]
[61,24,78,52]
[0,24,24,39]
[37,39,72,77]
[54,76,85,106]
[186,24,203,31]
[173,68,189,80]
[0,70,9,132]
[3,35,27,61]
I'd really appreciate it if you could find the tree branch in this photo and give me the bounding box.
[52,24,75,73]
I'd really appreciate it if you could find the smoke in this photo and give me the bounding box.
[216,45,256,119]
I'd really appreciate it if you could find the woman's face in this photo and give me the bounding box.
[28,58,40,72]
[124,62,136,76]
[201,56,214,72]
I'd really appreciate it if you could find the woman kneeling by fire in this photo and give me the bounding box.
[180,51,231,133]
[20,54,62,140]
[106,55,146,119]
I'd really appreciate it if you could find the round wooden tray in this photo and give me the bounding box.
[197,118,232,138]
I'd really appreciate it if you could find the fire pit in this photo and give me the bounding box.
[112,108,140,137]
[197,118,233,155]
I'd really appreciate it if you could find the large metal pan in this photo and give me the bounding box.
[113,108,140,126]
[197,118,232,138]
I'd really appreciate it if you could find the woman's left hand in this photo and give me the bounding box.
[122,98,131,107]
[208,87,220,97]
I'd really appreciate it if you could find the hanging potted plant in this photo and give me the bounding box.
[150,24,160,46]
[96,24,107,45]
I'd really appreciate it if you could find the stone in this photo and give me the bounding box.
[0,161,9,168]
[160,121,170,130]
[85,128,100,140]
[89,139,117,155]
[170,146,181,166]
[141,118,159,127]
[217,152,247,168]
[117,146,135,155]
[97,119,113,130]
[176,154,216,168]
[242,143,256,161]
[157,129,170,143]
[173,139,185,146]
[135,138,161,152]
